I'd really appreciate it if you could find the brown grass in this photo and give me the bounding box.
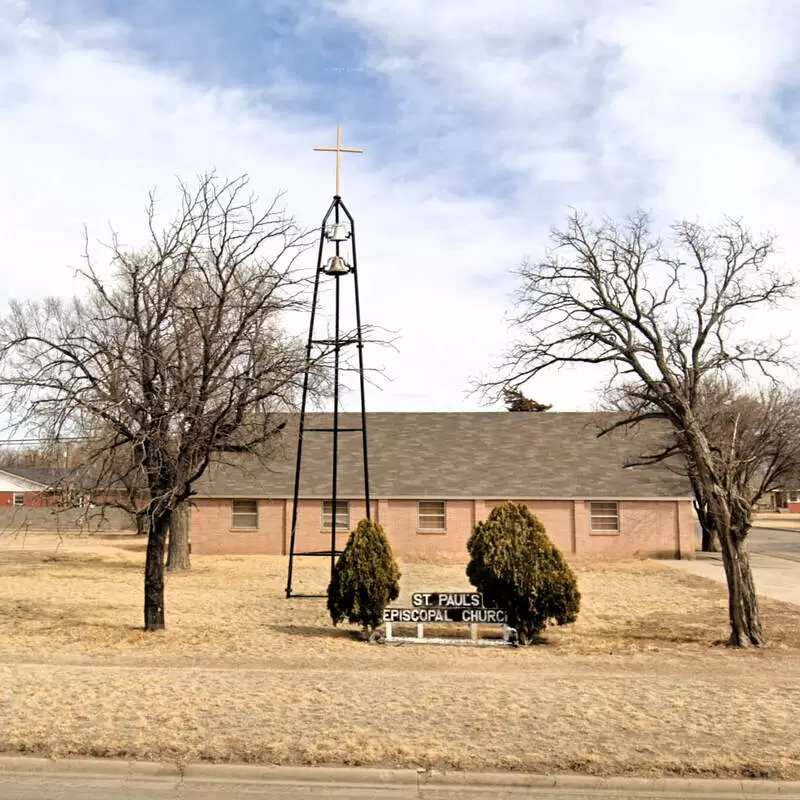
[1,532,800,778]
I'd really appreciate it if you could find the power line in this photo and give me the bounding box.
[0,437,93,446]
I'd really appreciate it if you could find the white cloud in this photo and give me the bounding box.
[0,0,799,418]
[0,2,535,413]
[330,0,800,384]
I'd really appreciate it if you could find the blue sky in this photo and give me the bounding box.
[1,0,800,410]
[41,0,386,112]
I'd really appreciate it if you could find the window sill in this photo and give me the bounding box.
[230,527,258,532]
[589,530,620,536]
[417,529,446,535]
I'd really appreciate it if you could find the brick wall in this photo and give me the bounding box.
[380,499,474,557]
[576,499,691,559]
[0,491,57,508]
[287,498,377,556]
[190,498,286,555]
[190,496,696,560]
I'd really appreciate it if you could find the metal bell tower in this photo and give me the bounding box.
[285,126,371,598]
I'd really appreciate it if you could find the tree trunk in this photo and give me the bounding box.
[682,421,764,646]
[701,525,721,552]
[694,498,720,552]
[144,510,170,631]
[717,528,765,647]
[136,512,148,536]
[166,501,191,572]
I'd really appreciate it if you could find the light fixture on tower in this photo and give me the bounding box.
[325,222,351,241]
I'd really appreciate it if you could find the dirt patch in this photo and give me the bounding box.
[1,534,799,778]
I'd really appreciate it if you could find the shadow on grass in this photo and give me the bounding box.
[1,598,140,630]
[266,623,361,641]
[614,629,712,645]
[0,549,143,572]
[94,535,146,546]
[573,612,720,646]
[12,561,143,579]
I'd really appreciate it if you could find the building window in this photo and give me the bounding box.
[231,499,258,529]
[13,493,24,507]
[418,500,446,531]
[590,501,620,532]
[789,490,800,503]
[322,500,350,531]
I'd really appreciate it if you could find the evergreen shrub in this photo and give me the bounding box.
[328,518,401,634]
[466,502,580,644]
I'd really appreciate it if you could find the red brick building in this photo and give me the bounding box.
[771,489,800,514]
[190,412,698,560]
[0,467,59,507]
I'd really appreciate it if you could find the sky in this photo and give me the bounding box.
[1,0,799,412]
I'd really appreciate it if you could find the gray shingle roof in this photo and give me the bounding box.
[194,412,691,500]
[0,466,63,488]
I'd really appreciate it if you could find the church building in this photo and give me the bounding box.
[189,412,697,560]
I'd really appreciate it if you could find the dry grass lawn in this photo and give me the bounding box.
[1,532,800,779]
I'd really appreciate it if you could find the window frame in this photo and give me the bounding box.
[789,490,800,503]
[231,499,258,530]
[589,501,620,533]
[13,492,24,507]
[417,500,447,533]
[322,500,350,532]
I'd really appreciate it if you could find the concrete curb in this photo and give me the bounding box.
[0,756,181,778]
[2,756,800,795]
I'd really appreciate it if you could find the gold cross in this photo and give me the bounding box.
[313,126,363,197]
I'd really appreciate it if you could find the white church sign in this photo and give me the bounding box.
[383,591,515,645]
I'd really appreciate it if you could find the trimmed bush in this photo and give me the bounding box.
[328,518,401,634]
[466,502,580,644]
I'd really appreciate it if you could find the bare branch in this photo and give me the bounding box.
[483,210,798,647]
[0,173,337,631]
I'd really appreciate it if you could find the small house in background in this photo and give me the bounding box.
[0,465,136,532]
[190,412,698,560]
[0,466,60,507]
[769,489,800,514]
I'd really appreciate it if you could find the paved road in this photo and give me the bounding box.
[748,525,800,560]
[2,761,797,800]
[672,526,800,606]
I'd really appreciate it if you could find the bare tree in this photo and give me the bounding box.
[609,380,800,552]
[688,383,800,551]
[490,211,796,647]
[0,173,328,631]
[167,500,191,571]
